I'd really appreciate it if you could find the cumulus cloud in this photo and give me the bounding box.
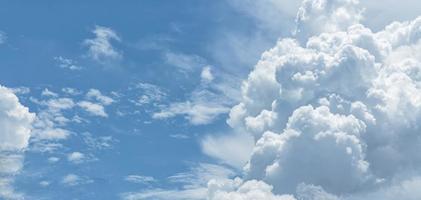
[200,66,214,83]
[206,0,421,199]
[0,86,35,151]
[84,25,122,63]
[208,178,295,200]
[67,152,86,164]
[86,89,115,105]
[78,101,108,117]
[0,85,35,199]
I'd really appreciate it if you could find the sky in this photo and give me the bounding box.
[2,0,421,200]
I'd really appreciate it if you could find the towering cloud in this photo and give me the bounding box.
[210,0,421,199]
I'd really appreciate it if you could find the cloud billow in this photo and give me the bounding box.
[209,0,421,199]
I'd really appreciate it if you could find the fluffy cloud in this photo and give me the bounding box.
[84,25,122,62]
[201,66,214,83]
[67,152,86,164]
[208,178,295,200]
[0,85,35,199]
[78,101,108,117]
[210,0,421,199]
[86,89,115,105]
[0,86,35,151]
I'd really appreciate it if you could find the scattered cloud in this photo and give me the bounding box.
[54,56,82,70]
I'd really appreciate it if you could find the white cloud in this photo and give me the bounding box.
[67,152,86,164]
[86,89,115,105]
[30,97,74,141]
[205,0,421,199]
[84,25,122,62]
[54,56,82,70]
[130,82,167,107]
[82,132,116,150]
[122,163,235,200]
[125,175,156,184]
[201,132,254,169]
[200,66,214,83]
[0,178,23,200]
[39,181,50,187]
[61,174,93,186]
[0,31,6,44]
[164,52,206,72]
[153,100,230,125]
[78,101,108,117]
[0,85,35,199]
[153,83,233,125]
[62,87,81,96]
[0,86,35,151]
[47,157,60,164]
[41,88,58,97]
[208,178,296,200]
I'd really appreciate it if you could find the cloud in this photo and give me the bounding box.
[201,131,254,169]
[208,178,296,200]
[200,66,214,83]
[0,31,6,44]
[86,89,115,105]
[78,101,108,117]
[61,174,93,186]
[206,0,421,199]
[30,97,74,141]
[54,56,82,70]
[130,82,167,107]
[84,25,122,63]
[41,88,58,97]
[0,85,35,199]
[82,132,116,150]
[0,86,36,151]
[121,163,235,200]
[125,175,156,184]
[164,52,206,72]
[67,152,86,164]
[152,74,235,125]
[153,100,230,125]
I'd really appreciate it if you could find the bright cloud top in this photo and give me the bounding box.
[209,0,421,199]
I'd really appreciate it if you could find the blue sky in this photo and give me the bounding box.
[0,1,269,199]
[3,0,421,200]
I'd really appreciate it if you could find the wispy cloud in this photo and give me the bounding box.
[84,25,122,63]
